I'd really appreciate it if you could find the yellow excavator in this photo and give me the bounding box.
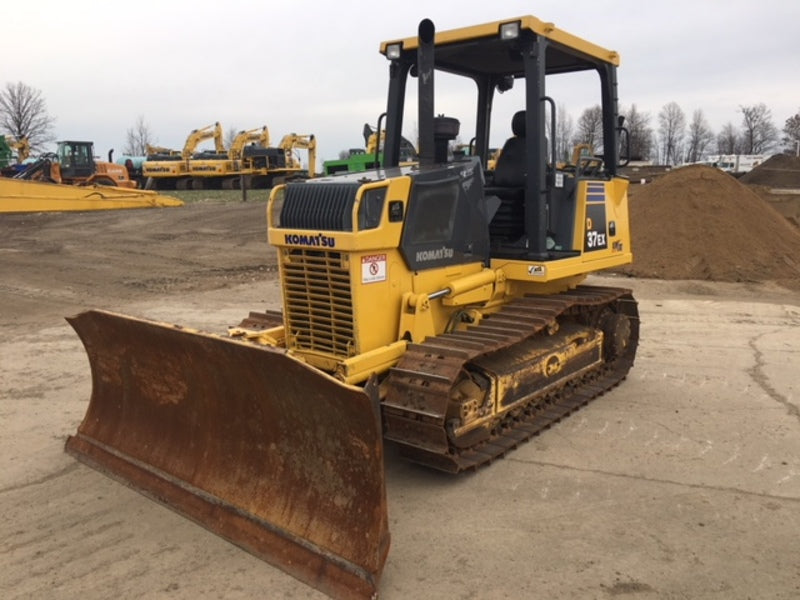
[276,132,317,175]
[143,122,225,189]
[187,128,314,189]
[66,15,638,600]
[236,131,317,187]
[1,135,30,176]
[230,126,271,160]
[144,143,180,157]
[187,126,270,189]
[4,135,31,164]
[9,135,31,162]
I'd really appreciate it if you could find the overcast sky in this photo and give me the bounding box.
[5,0,799,168]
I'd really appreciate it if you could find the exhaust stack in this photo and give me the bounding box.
[417,19,435,166]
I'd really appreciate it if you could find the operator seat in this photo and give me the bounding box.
[487,111,527,242]
[492,110,527,187]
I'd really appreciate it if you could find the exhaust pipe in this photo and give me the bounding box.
[417,18,435,166]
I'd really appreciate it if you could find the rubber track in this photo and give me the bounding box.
[383,285,639,472]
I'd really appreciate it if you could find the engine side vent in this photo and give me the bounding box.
[280,183,360,231]
[283,250,355,358]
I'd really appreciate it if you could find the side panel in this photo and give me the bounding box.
[583,181,610,252]
[572,176,632,267]
[493,176,632,291]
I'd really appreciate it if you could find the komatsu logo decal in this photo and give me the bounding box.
[460,164,476,190]
[416,246,454,262]
[284,233,336,248]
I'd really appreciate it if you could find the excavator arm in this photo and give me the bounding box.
[10,137,31,162]
[278,133,316,174]
[182,122,226,158]
[228,126,270,160]
[213,122,225,154]
[145,144,179,157]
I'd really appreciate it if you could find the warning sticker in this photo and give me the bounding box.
[361,253,387,284]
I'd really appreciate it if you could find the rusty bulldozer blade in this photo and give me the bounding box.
[65,309,389,600]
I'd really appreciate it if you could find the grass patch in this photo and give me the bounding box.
[165,189,271,204]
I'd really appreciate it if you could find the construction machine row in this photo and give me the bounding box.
[1,125,316,211]
[139,122,317,190]
[65,13,639,600]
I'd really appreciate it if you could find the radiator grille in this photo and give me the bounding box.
[280,182,360,231]
[283,250,355,358]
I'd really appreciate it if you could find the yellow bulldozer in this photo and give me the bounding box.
[65,14,638,600]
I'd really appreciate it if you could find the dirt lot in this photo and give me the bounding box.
[2,201,799,599]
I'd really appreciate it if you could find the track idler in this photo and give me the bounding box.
[65,310,389,600]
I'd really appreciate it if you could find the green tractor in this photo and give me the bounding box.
[323,122,418,174]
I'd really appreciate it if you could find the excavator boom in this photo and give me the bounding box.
[65,310,389,600]
[182,122,225,158]
[0,176,182,213]
[278,133,316,174]
[229,126,270,160]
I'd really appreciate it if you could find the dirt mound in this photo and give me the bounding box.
[615,165,800,289]
[739,154,800,187]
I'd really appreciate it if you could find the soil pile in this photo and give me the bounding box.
[739,154,800,187]
[615,165,800,288]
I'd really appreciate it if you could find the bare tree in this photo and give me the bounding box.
[716,122,740,154]
[685,109,715,163]
[657,102,686,165]
[622,103,653,161]
[648,130,660,162]
[0,81,56,152]
[780,108,800,155]
[123,115,155,156]
[739,104,778,154]
[554,102,574,163]
[572,105,603,153]
[224,126,238,150]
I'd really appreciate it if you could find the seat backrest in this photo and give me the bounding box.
[492,111,527,187]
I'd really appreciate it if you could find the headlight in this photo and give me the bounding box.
[358,187,387,231]
[500,21,520,40]
[386,43,402,60]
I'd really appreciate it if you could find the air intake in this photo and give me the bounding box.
[279,182,360,231]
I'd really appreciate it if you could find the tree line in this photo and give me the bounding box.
[563,101,800,166]
[0,81,223,157]
[2,80,800,166]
